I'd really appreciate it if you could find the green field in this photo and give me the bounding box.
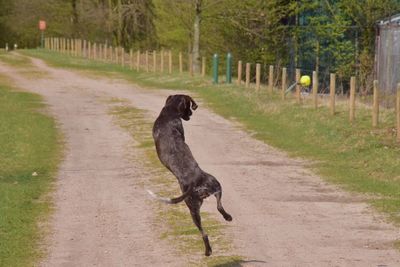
[0,62,61,266]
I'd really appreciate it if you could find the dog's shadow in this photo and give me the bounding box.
[211,259,267,267]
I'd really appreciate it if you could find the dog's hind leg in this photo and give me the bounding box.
[214,191,233,221]
[186,199,212,256]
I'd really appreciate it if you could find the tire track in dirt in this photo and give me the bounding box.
[1,55,400,266]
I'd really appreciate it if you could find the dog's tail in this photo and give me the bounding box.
[146,185,193,204]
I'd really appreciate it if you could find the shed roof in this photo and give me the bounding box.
[378,14,400,25]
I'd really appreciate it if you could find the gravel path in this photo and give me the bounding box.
[1,55,399,266]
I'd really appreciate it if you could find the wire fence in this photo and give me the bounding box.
[43,36,400,142]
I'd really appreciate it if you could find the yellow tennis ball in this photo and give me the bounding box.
[300,75,311,87]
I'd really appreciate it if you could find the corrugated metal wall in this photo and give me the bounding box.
[375,23,400,101]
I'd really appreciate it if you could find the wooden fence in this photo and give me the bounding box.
[44,37,400,142]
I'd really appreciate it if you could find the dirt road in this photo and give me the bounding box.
[1,55,399,266]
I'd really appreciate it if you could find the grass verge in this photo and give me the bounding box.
[21,50,400,227]
[0,50,47,78]
[0,73,61,266]
[108,100,242,266]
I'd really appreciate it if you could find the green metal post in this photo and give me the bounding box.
[213,53,219,84]
[226,52,232,83]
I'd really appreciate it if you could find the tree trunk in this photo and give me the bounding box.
[117,0,122,46]
[108,0,113,45]
[71,0,79,37]
[192,0,202,73]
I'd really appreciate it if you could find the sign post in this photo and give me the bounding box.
[39,20,46,48]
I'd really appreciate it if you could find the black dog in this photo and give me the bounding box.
[151,94,232,256]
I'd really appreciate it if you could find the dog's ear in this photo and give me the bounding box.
[178,95,196,121]
[165,95,173,105]
[189,97,198,110]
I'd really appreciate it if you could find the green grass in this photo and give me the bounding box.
[0,73,61,266]
[0,51,32,67]
[108,102,241,266]
[0,50,47,78]
[22,49,400,226]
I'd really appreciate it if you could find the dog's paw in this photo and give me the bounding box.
[205,249,212,257]
[224,214,233,221]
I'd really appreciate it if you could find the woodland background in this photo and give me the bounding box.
[1,0,400,93]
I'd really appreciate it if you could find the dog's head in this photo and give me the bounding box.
[165,94,198,121]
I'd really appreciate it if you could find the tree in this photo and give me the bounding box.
[339,0,400,94]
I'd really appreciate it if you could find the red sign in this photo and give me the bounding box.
[39,20,46,31]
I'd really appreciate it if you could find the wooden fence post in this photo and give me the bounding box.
[296,68,301,103]
[109,46,113,62]
[313,71,318,109]
[396,83,400,142]
[160,49,164,73]
[245,63,251,88]
[281,67,287,100]
[120,47,124,67]
[146,51,149,72]
[189,54,193,76]
[93,43,97,60]
[83,41,85,58]
[97,44,101,60]
[256,63,261,91]
[349,76,356,123]
[153,50,157,72]
[268,65,274,93]
[88,41,92,60]
[330,73,336,115]
[65,39,69,55]
[115,47,119,64]
[65,38,72,55]
[372,80,379,127]
[169,51,173,74]
[237,60,242,85]
[179,52,183,74]
[201,56,206,77]
[75,39,78,56]
[136,50,140,71]
[129,49,133,70]
[82,40,86,57]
